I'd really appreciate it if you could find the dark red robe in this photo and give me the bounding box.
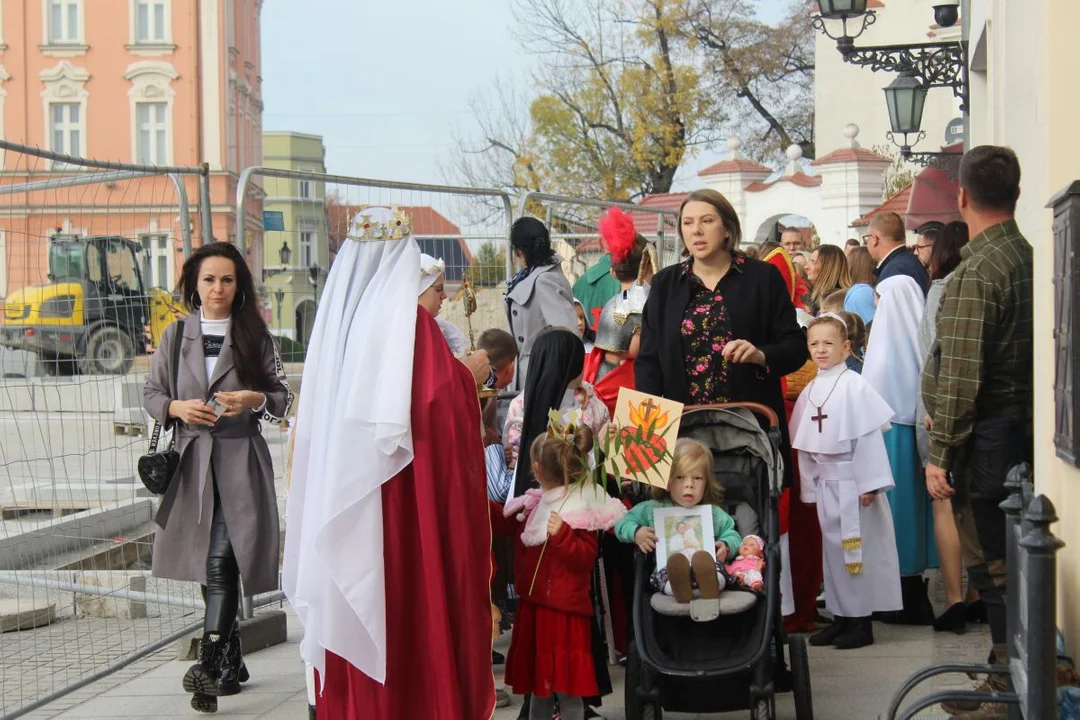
[582,348,636,419]
[317,312,495,719]
[782,383,824,635]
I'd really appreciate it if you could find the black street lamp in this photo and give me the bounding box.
[309,263,320,315]
[812,1,967,112]
[813,0,967,176]
[884,67,928,151]
[274,287,285,329]
[279,240,292,266]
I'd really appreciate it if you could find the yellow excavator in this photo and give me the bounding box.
[1,233,183,374]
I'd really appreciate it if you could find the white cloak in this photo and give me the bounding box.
[792,363,903,618]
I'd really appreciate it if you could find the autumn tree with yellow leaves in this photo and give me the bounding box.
[450,0,814,205]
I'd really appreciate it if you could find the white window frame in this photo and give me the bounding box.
[40,62,89,168]
[0,229,7,298]
[49,102,81,157]
[133,0,169,44]
[124,61,177,166]
[138,232,173,288]
[0,1,8,51]
[298,178,311,199]
[135,102,168,165]
[42,0,86,50]
[0,65,10,165]
[298,231,314,268]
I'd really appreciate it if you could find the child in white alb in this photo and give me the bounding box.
[791,314,902,650]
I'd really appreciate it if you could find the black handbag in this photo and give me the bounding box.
[138,319,184,495]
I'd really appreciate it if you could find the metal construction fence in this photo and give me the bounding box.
[0,141,271,720]
[516,191,681,279]
[0,143,680,717]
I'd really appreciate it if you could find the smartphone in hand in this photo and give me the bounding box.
[206,397,227,418]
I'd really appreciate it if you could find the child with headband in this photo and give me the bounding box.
[790,313,902,649]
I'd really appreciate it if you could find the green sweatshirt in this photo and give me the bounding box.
[614,500,742,556]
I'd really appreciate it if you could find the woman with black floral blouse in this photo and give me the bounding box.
[635,189,808,486]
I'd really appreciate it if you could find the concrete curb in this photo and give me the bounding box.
[174,610,289,661]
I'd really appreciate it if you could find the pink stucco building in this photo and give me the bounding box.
[0,0,265,298]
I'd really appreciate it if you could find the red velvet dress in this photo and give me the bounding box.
[492,505,600,699]
[316,313,495,720]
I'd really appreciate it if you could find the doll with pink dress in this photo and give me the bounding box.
[727,535,765,592]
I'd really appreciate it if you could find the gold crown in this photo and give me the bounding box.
[547,408,583,441]
[347,207,412,242]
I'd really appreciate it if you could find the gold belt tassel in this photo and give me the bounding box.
[842,537,862,552]
[845,562,863,575]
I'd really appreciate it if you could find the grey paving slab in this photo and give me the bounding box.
[16,594,994,720]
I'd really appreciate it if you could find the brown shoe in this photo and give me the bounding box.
[941,676,1011,715]
[666,553,693,603]
[691,551,721,599]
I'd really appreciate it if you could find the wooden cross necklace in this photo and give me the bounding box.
[806,367,849,432]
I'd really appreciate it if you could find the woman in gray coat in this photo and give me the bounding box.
[143,242,292,713]
[915,221,983,633]
[505,217,580,387]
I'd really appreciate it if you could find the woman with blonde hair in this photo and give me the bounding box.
[847,246,876,287]
[806,244,852,314]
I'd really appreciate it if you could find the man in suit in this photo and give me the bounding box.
[867,211,930,294]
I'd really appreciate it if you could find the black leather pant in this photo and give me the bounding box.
[202,483,240,637]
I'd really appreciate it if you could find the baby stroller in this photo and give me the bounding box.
[625,402,813,720]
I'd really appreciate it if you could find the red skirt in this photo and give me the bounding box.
[505,600,598,698]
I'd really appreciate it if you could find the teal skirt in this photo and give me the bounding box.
[884,424,939,575]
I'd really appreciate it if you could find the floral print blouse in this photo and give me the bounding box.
[680,257,742,404]
[503,381,610,467]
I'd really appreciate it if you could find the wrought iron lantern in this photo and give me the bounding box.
[884,69,928,140]
[279,240,292,265]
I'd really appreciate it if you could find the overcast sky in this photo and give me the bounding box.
[261,1,788,190]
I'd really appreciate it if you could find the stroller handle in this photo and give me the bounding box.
[686,402,780,430]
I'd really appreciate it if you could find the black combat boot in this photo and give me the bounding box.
[217,622,250,696]
[183,632,227,713]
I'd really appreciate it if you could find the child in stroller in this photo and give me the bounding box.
[623,404,813,720]
[614,438,742,606]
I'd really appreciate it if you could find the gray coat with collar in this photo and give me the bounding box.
[505,259,579,387]
[142,319,293,595]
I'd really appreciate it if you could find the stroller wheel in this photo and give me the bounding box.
[750,697,775,720]
[789,635,814,720]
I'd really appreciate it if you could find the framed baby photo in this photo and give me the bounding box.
[653,505,714,572]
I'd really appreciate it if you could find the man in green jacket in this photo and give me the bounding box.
[573,254,621,331]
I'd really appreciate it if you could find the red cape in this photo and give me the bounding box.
[582,347,636,418]
[318,312,495,719]
[781,384,824,634]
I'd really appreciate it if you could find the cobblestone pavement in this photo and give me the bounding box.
[8,601,993,720]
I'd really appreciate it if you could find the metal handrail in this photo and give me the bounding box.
[0,138,207,175]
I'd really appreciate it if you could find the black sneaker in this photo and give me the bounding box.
[492,650,506,665]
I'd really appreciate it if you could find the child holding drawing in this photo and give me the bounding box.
[491,415,625,720]
[614,438,742,603]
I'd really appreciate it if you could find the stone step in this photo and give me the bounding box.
[0,598,55,633]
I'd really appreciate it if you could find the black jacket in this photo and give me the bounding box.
[635,257,809,486]
[875,245,930,294]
